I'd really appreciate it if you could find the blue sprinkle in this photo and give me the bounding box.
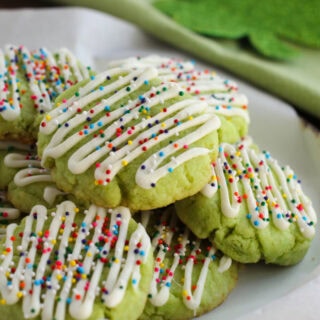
[140,250,145,256]
[66,297,72,304]
[168,168,173,173]
[246,213,252,219]
[159,151,165,157]
[97,121,103,127]
[104,106,110,111]
[276,213,282,219]
[99,86,104,91]
[254,220,260,226]
[144,80,149,85]
[165,282,171,287]
[132,279,137,285]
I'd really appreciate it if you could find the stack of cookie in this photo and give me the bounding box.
[0,47,316,320]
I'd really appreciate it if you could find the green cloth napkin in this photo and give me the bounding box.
[56,0,320,120]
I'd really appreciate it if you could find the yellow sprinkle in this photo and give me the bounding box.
[74,207,79,213]
[81,274,87,279]
[181,277,185,284]
[114,258,119,264]
[282,193,287,199]
[87,252,92,257]
[45,115,51,121]
[122,160,128,166]
[68,237,74,243]
[56,102,61,107]
[146,115,151,119]
[161,123,166,128]
[59,229,64,234]
[37,231,43,237]
[94,180,99,186]
[160,263,165,268]
[61,217,66,222]
[0,299,6,305]
[51,239,56,245]
[236,151,241,157]
[72,278,76,284]
[188,116,193,121]
[5,272,10,278]
[56,274,62,281]
[142,110,147,114]
[211,175,216,181]
[17,292,23,298]
[124,245,129,252]
[2,251,8,256]
[182,290,188,297]
[127,140,133,145]
[70,260,77,267]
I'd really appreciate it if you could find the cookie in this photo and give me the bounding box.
[175,138,317,265]
[108,55,249,143]
[135,206,238,319]
[0,200,153,320]
[0,45,91,142]
[0,140,36,190]
[0,192,22,238]
[4,150,66,212]
[38,67,221,210]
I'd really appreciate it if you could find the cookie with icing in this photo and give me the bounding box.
[0,200,153,320]
[38,67,221,211]
[175,138,317,265]
[108,55,249,144]
[0,45,91,142]
[0,192,22,239]
[135,206,238,319]
[5,150,68,213]
[0,140,36,190]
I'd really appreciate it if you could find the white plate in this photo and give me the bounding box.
[0,7,319,320]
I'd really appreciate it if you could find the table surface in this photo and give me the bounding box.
[0,0,318,130]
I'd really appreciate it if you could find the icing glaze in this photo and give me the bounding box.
[201,140,316,238]
[40,67,220,189]
[0,45,89,121]
[0,201,151,320]
[107,55,249,123]
[141,209,232,312]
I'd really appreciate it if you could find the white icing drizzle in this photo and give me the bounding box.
[106,55,249,123]
[0,45,89,121]
[0,201,151,320]
[43,186,66,206]
[40,67,220,189]
[201,141,316,238]
[141,209,231,312]
[0,46,21,120]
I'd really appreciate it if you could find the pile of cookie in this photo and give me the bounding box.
[0,46,316,320]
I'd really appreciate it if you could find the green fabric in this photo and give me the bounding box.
[57,0,320,120]
[154,0,320,60]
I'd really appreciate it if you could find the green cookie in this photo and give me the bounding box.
[0,140,36,190]
[175,138,317,265]
[108,55,249,144]
[0,201,154,320]
[135,206,238,319]
[38,67,220,211]
[0,192,22,238]
[0,45,92,142]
